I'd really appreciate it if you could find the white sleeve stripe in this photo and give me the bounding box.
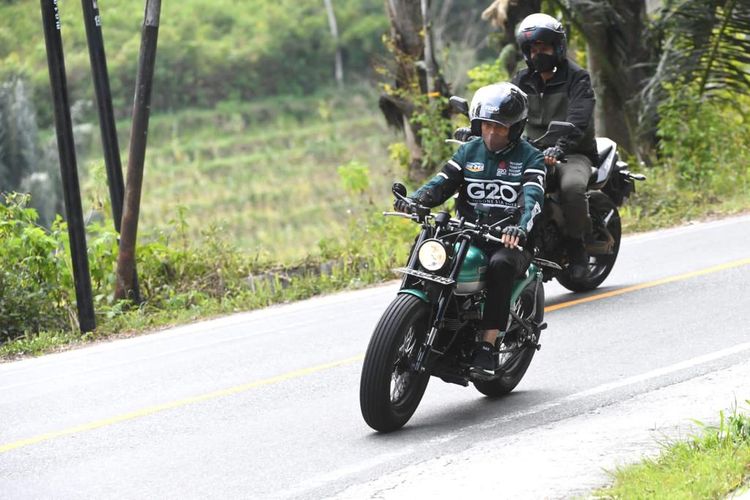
[524,169,546,176]
[448,160,462,171]
[438,172,449,179]
[524,182,545,191]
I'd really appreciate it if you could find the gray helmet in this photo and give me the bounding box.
[469,82,528,142]
[515,13,567,67]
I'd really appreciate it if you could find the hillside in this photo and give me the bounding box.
[1,0,388,124]
[109,87,400,261]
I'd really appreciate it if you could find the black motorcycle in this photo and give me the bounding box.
[449,96,645,292]
[359,186,558,432]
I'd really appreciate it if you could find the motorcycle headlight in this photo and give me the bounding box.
[418,239,448,271]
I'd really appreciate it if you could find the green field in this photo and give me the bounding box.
[79,86,401,262]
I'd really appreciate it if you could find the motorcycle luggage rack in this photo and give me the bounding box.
[393,267,455,285]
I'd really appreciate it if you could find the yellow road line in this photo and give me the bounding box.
[0,355,364,454]
[2,257,749,454]
[545,257,750,312]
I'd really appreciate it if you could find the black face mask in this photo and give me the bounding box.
[531,53,557,73]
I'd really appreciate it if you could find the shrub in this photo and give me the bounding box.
[0,194,73,339]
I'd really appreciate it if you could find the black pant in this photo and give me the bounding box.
[477,246,532,331]
[558,153,592,240]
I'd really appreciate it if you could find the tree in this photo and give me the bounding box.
[481,0,543,76]
[379,0,451,182]
[0,76,39,192]
[640,0,750,133]
[0,75,60,225]
[323,0,344,87]
[553,0,650,157]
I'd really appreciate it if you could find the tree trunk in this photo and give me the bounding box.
[323,0,344,87]
[381,0,435,181]
[552,0,650,160]
[481,0,542,76]
[421,0,442,97]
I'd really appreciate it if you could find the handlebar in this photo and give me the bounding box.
[383,210,524,251]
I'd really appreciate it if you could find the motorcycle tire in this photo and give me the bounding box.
[473,280,544,397]
[359,294,431,432]
[557,191,621,292]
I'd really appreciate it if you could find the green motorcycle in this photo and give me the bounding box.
[359,184,560,433]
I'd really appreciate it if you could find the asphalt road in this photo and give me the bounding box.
[1,215,749,499]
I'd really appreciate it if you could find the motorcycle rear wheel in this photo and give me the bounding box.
[359,294,431,432]
[557,192,621,292]
[473,281,544,397]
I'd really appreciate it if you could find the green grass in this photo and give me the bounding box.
[595,406,750,499]
[620,160,750,235]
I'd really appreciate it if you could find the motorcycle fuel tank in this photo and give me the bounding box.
[455,244,487,295]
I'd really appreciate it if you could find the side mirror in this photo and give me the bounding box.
[547,121,576,137]
[392,182,407,199]
[531,121,576,147]
[449,96,469,117]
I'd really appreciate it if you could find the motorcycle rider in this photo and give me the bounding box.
[511,13,597,280]
[394,82,545,378]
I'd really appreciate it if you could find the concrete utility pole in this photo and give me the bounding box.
[81,0,126,232]
[115,0,161,301]
[40,0,96,332]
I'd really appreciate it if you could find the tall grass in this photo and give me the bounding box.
[596,404,750,499]
[621,87,750,233]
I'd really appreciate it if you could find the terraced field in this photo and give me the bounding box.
[86,88,400,262]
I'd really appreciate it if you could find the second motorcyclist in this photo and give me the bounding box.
[512,13,597,280]
[394,82,545,379]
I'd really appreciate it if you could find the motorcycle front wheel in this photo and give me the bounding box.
[557,191,621,292]
[359,294,431,432]
[473,280,544,397]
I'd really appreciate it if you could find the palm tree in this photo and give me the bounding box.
[640,0,750,139]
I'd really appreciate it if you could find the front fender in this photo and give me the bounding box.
[397,289,429,303]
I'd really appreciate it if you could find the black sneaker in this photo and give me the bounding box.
[566,238,589,280]
[470,342,496,379]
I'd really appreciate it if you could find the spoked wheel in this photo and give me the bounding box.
[360,294,431,432]
[473,281,544,397]
[558,191,621,292]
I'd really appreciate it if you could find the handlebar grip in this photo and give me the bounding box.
[484,233,525,252]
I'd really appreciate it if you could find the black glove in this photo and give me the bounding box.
[453,127,473,142]
[501,225,527,246]
[542,145,565,162]
[393,198,413,213]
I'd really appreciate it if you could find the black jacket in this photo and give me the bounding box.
[512,60,597,164]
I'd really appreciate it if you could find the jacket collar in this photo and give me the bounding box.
[520,60,569,90]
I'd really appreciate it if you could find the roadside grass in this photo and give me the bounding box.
[621,161,750,234]
[594,405,750,499]
[0,198,418,358]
